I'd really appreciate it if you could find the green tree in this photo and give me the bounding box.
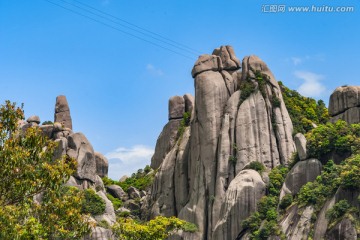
[0,101,90,239]
[112,216,197,240]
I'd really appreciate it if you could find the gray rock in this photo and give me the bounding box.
[212,170,266,240]
[26,115,40,124]
[53,122,63,131]
[93,191,116,225]
[329,86,360,116]
[84,227,113,240]
[54,95,72,129]
[183,93,195,116]
[294,133,307,160]
[95,152,108,178]
[191,54,223,78]
[330,106,360,124]
[150,118,182,169]
[65,176,93,190]
[325,218,357,240]
[126,199,141,211]
[213,45,241,70]
[128,186,141,199]
[39,124,54,139]
[280,159,322,200]
[280,205,314,240]
[106,185,127,200]
[67,132,97,182]
[53,137,67,161]
[169,96,185,120]
[119,175,128,182]
[94,175,105,192]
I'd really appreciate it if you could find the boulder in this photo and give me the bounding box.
[329,86,360,116]
[191,54,223,78]
[325,218,357,240]
[119,175,128,182]
[280,159,322,200]
[106,185,127,200]
[169,96,185,120]
[95,152,108,178]
[93,191,116,225]
[53,137,67,161]
[183,93,195,116]
[294,133,307,160]
[212,170,266,240]
[128,186,141,199]
[54,95,72,129]
[26,115,40,124]
[67,132,97,182]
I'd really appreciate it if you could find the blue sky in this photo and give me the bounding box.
[1,0,359,179]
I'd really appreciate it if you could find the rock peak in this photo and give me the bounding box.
[54,95,72,129]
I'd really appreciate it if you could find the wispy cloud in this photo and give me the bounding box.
[106,145,154,180]
[289,54,325,66]
[146,64,164,76]
[291,57,303,66]
[294,71,326,98]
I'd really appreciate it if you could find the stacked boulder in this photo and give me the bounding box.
[22,96,115,240]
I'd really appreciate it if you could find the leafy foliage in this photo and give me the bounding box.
[242,165,288,239]
[102,165,155,192]
[112,216,197,240]
[306,121,360,161]
[107,193,123,210]
[81,189,106,216]
[279,194,293,210]
[326,200,351,223]
[0,101,90,239]
[244,161,266,173]
[279,81,329,134]
[41,120,53,125]
[177,111,191,139]
[339,154,360,190]
[297,160,340,208]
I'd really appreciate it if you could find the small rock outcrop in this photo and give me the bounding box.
[294,133,308,160]
[27,115,40,124]
[325,218,357,240]
[54,95,73,129]
[329,86,360,124]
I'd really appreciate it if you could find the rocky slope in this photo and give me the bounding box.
[147,46,360,240]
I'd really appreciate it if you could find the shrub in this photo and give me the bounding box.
[41,120,53,125]
[228,155,238,166]
[279,194,293,210]
[244,161,266,173]
[339,154,360,190]
[326,200,351,223]
[177,112,191,139]
[272,95,281,108]
[81,189,106,216]
[278,81,329,134]
[106,194,123,210]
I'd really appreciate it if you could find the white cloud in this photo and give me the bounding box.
[146,64,164,76]
[294,71,326,98]
[106,145,154,180]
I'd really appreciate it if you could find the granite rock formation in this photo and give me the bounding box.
[148,46,296,239]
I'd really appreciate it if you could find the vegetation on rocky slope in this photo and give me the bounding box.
[279,81,329,134]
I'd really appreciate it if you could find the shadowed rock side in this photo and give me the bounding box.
[329,86,360,124]
[148,46,296,239]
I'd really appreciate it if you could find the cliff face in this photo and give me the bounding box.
[149,46,296,239]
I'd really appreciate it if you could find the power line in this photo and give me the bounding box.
[70,0,202,55]
[44,0,197,60]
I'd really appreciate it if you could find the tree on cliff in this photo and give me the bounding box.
[0,101,90,239]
